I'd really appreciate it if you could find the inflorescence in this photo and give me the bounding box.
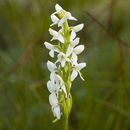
[44,4,86,122]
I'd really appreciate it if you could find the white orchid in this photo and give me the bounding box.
[58,12,77,27]
[44,42,59,57]
[51,4,77,27]
[44,3,86,123]
[49,28,64,43]
[56,75,67,97]
[56,52,71,67]
[66,37,80,57]
[66,44,84,64]
[49,93,60,119]
[47,80,60,94]
[71,63,86,81]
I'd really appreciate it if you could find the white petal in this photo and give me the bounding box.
[57,53,64,66]
[71,53,78,65]
[55,4,62,12]
[58,12,69,27]
[68,13,77,21]
[47,81,54,93]
[70,30,76,41]
[53,105,60,119]
[49,93,58,107]
[47,80,60,93]
[60,59,66,67]
[47,61,56,72]
[49,28,58,37]
[66,45,73,57]
[55,58,60,64]
[56,75,63,82]
[54,47,60,53]
[76,63,86,71]
[65,12,77,21]
[57,52,65,59]
[66,58,71,63]
[58,12,76,27]
[58,34,64,43]
[50,72,56,81]
[63,12,71,19]
[49,50,54,58]
[69,16,77,21]
[58,17,66,27]
[62,85,67,98]
[71,70,78,81]
[73,24,84,32]
[51,14,59,23]
[74,45,84,54]
[44,42,53,50]
[79,71,85,81]
[71,37,80,47]
[50,23,57,27]
[51,36,57,41]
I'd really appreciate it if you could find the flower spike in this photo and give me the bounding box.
[44,4,86,122]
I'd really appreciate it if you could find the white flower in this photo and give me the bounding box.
[56,52,71,67]
[71,63,86,81]
[56,75,67,97]
[49,93,60,119]
[58,12,77,27]
[52,4,77,27]
[49,28,64,43]
[65,30,77,56]
[66,44,84,64]
[47,80,60,94]
[47,61,56,73]
[44,42,59,57]
[66,37,80,57]
[52,105,60,119]
[72,24,84,32]
[47,74,67,97]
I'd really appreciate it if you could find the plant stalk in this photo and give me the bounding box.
[64,116,68,130]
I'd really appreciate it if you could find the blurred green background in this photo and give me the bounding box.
[0,0,130,129]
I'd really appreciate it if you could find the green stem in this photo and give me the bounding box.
[64,116,68,130]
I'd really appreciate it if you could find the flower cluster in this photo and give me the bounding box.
[44,4,86,122]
